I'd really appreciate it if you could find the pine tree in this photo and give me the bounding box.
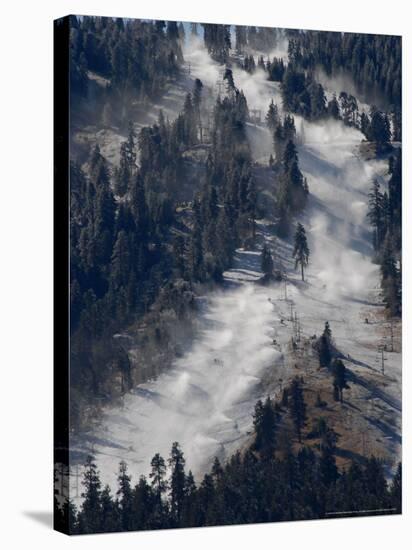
[182,470,197,527]
[323,321,332,341]
[308,80,326,119]
[100,485,119,532]
[283,140,298,171]
[188,199,204,282]
[62,499,79,534]
[332,359,349,403]
[223,68,235,93]
[360,112,371,140]
[327,94,341,119]
[133,475,154,530]
[193,78,204,141]
[367,179,384,251]
[150,453,168,503]
[380,241,401,316]
[168,442,186,525]
[319,423,338,485]
[117,460,134,531]
[235,25,247,53]
[202,23,231,62]
[115,142,132,196]
[253,396,277,458]
[293,223,310,281]
[178,22,185,43]
[339,92,359,127]
[183,92,197,146]
[190,22,198,37]
[265,99,279,131]
[318,322,332,368]
[80,456,102,534]
[318,335,331,368]
[110,230,131,289]
[390,463,402,513]
[290,378,306,442]
[369,107,391,146]
[211,457,223,482]
[261,244,274,276]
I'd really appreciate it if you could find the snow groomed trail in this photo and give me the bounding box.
[72,39,401,497]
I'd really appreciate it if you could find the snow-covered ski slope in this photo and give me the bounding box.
[72,39,401,495]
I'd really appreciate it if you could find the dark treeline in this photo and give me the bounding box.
[70,16,184,127]
[286,30,401,110]
[55,391,401,534]
[201,23,400,140]
[367,150,402,316]
[202,24,232,63]
[279,65,398,144]
[265,104,308,234]
[285,31,401,140]
[246,53,399,144]
[69,67,259,427]
[65,20,401,520]
[234,25,283,54]
[232,29,400,142]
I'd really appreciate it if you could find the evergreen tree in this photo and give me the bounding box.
[110,230,131,290]
[190,22,198,37]
[253,397,277,459]
[183,92,198,146]
[62,499,79,534]
[261,244,274,276]
[80,456,102,534]
[332,359,349,403]
[368,179,385,251]
[369,107,391,146]
[308,80,326,119]
[318,335,331,368]
[293,223,310,281]
[323,321,332,341]
[100,485,119,532]
[202,23,231,62]
[182,471,197,527]
[339,92,358,127]
[265,99,279,131]
[150,453,168,503]
[267,57,285,82]
[327,94,341,119]
[115,142,132,197]
[290,378,306,442]
[168,442,186,525]
[380,241,401,316]
[235,25,247,53]
[117,460,134,531]
[223,68,235,93]
[72,396,401,534]
[133,475,154,530]
[390,463,402,513]
[193,78,204,141]
[318,322,332,368]
[319,423,338,485]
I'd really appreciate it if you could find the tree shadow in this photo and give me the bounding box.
[346,370,402,413]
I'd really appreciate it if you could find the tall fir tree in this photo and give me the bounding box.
[293,223,310,281]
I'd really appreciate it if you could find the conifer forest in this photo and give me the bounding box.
[55,16,402,534]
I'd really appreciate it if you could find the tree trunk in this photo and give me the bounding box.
[301,262,304,281]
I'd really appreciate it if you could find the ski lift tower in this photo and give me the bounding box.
[376,344,388,375]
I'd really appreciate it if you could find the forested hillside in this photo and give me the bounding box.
[57,17,402,534]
